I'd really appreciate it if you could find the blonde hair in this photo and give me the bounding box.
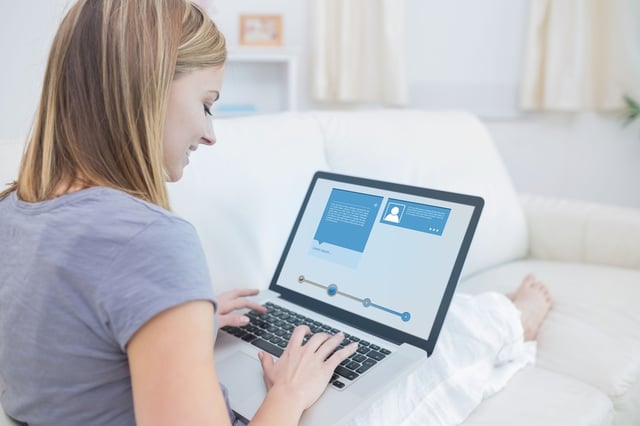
[1,0,226,209]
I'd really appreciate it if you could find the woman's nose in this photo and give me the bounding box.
[201,117,216,145]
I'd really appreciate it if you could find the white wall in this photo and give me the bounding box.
[1,0,639,208]
[0,0,73,141]
[487,114,640,207]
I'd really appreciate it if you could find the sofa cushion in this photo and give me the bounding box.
[461,367,614,426]
[311,110,528,278]
[458,259,640,423]
[168,113,331,293]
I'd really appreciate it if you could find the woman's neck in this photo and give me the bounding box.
[52,180,87,198]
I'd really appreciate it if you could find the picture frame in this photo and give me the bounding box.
[239,15,283,47]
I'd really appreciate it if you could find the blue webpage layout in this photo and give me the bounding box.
[277,179,475,339]
[311,189,383,268]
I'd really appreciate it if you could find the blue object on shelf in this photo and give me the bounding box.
[215,104,257,116]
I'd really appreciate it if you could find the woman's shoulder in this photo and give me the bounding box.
[34,186,200,256]
[65,186,193,232]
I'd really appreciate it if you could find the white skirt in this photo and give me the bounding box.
[347,292,536,426]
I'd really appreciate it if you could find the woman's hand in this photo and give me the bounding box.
[258,325,358,411]
[216,288,267,328]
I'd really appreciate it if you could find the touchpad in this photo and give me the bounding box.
[217,351,267,420]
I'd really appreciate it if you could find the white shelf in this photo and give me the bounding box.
[216,48,298,116]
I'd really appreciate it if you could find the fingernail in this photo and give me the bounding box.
[240,316,250,325]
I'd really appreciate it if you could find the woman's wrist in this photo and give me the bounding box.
[269,383,307,412]
[250,384,306,426]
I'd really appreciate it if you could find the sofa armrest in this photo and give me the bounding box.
[520,194,640,270]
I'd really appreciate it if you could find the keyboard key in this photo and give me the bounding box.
[332,380,345,389]
[359,340,370,346]
[252,339,283,357]
[380,348,391,355]
[269,336,282,344]
[369,344,380,351]
[367,351,386,361]
[346,361,361,370]
[356,346,370,355]
[362,359,377,368]
[356,363,374,374]
[335,366,359,381]
[242,334,256,343]
[352,354,366,363]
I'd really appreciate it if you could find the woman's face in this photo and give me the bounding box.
[162,66,224,182]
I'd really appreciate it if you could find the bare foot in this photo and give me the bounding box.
[510,275,553,341]
[507,273,536,301]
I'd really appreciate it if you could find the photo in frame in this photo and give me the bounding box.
[239,15,283,46]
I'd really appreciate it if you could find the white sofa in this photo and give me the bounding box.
[1,110,640,425]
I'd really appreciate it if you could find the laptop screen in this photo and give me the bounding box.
[269,172,483,355]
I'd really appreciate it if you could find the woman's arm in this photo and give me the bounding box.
[250,327,357,425]
[128,300,358,426]
[127,301,231,426]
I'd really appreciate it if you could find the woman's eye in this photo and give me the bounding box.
[204,105,213,116]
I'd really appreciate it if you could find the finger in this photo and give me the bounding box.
[219,298,266,314]
[257,351,275,388]
[311,332,344,359]
[324,342,359,369]
[219,314,250,328]
[304,332,334,354]
[241,300,268,313]
[217,298,252,314]
[286,325,311,350]
[258,351,274,371]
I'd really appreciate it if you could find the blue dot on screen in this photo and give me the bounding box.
[327,284,338,296]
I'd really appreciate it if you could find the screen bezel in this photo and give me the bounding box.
[268,171,484,356]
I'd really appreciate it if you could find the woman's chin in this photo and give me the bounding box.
[164,168,183,183]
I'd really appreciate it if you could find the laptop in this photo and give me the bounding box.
[214,171,484,425]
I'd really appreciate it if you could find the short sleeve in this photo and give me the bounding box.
[99,217,216,350]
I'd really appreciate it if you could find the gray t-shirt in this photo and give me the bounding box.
[0,188,238,425]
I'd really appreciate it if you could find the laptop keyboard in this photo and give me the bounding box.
[220,302,392,390]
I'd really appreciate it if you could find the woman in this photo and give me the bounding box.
[0,1,357,425]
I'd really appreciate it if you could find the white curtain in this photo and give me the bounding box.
[521,0,640,111]
[312,0,408,105]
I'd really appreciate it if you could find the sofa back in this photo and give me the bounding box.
[0,110,528,295]
[168,110,528,293]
